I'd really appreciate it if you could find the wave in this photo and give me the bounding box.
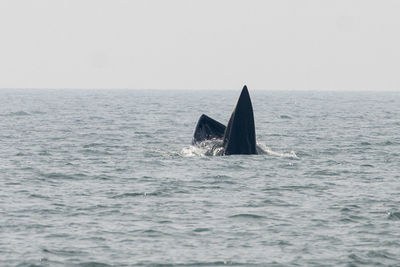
[1,110,30,116]
[256,143,299,159]
[387,211,400,220]
[229,213,266,219]
[135,261,251,266]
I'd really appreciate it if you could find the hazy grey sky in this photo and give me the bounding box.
[1,0,399,90]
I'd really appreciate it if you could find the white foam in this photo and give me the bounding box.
[181,141,298,159]
[180,145,207,157]
[180,139,224,157]
[256,143,299,159]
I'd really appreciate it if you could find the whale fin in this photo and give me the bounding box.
[192,114,226,144]
[223,85,257,155]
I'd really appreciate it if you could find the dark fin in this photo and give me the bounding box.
[192,114,226,144]
[223,85,257,155]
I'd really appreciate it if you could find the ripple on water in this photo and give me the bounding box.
[111,192,144,198]
[279,115,292,119]
[3,111,30,116]
[193,227,211,232]
[387,211,400,220]
[360,141,372,146]
[366,250,397,261]
[39,172,88,180]
[141,229,169,237]
[79,262,113,267]
[42,248,89,257]
[83,143,104,148]
[135,261,252,266]
[229,214,266,219]
[79,149,112,155]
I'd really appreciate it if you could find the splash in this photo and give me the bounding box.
[180,140,298,159]
[180,139,224,157]
[256,143,299,159]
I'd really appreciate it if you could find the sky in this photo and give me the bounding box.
[0,0,399,91]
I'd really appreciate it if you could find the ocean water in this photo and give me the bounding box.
[0,89,399,266]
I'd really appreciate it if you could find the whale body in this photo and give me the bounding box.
[192,85,257,155]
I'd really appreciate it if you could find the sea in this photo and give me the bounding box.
[0,89,399,266]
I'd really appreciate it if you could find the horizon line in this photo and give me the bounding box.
[0,87,399,92]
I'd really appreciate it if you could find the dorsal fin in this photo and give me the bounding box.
[223,85,257,155]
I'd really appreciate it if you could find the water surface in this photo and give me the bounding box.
[0,89,399,266]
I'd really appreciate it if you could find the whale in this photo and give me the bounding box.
[192,85,257,155]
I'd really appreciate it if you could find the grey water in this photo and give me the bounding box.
[0,89,399,266]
